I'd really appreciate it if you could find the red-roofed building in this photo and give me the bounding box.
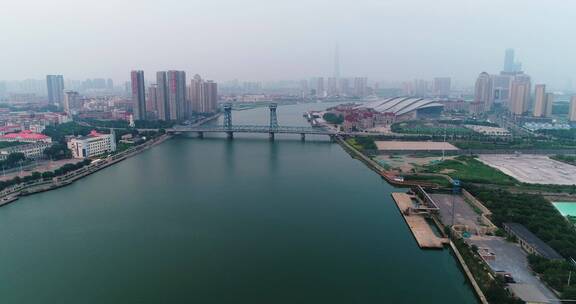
[0,130,52,143]
[0,125,23,135]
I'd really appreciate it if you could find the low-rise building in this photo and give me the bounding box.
[464,125,511,137]
[503,223,563,260]
[67,130,116,159]
[0,142,51,160]
[0,130,52,143]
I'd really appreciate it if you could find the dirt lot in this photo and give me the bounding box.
[374,155,455,173]
[479,154,576,185]
[375,141,459,151]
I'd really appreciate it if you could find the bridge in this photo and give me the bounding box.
[168,103,337,141]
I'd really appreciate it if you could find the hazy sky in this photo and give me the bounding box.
[1,0,574,88]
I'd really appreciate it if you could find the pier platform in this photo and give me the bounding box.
[391,192,447,249]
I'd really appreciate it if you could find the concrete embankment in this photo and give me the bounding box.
[0,134,171,205]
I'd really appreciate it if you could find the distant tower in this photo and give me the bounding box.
[46,75,65,108]
[503,48,522,73]
[503,49,515,73]
[334,44,341,80]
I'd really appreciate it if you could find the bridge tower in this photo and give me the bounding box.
[269,103,278,141]
[223,103,233,139]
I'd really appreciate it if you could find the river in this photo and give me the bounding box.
[0,102,477,303]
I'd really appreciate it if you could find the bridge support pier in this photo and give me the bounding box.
[300,133,305,141]
[226,131,234,140]
[197,131,204,139]
[269,132,275,141]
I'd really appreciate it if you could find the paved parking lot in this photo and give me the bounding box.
[429,193,482,233]
[479,154,576,185]
[468,236,559,303]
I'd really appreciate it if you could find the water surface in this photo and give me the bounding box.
[0,103,477,303]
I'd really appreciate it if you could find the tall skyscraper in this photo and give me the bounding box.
[156,72,169,121]
[63,90,80,115]
[203,80,218,113]
[491,74,511,105]
[474,72,493,112]
[190,74,203,113]
[533,84,547,117]
[503,48,522,73]
[327,77,338,96]
[46,75,65,107]
[545,93,554,117]
[570,96,576,122]
[433,77,451,96]
[316,77,325,98]
[339,78,350,96]
[334,44,341,80]
[106,78,114,91]
[130,70,146,120]
[147,84,158,119]
[503,49,515,73]
[509,74,531,115]
[167,70,186,120]
[353,77,368,98]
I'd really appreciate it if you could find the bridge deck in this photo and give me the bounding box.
[169,125,336,135]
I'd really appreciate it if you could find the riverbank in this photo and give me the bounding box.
[335,136,489,303]
[0,134,172,206]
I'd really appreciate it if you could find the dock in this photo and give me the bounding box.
[391,192,447,249]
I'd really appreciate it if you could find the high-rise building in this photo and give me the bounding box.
[327,77,338,97]
[509,74,531,115]
[316,77,325,98]
[63,90,80,115]
[167,70,186,120]
[203,80,218,113]
[46,75,65,107]
[130,70,146,120]
[0,81,7,98]
[433,77,451,96]
[491,74,512,105]
[503,49,515,73]
[353,77,368,98]
[533,84,547,117]
[106,78,114,91]
[503,49,522,73]
[570,96,576,122]
[147,84,158,119]
[474,72,493,112]
[156,72,169,121]
[190,74,203,113]
[545,93,554,117]
[299,80,309,99]
[339,78,350,96]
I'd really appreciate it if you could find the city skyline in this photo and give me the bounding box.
[1,0,575,89]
